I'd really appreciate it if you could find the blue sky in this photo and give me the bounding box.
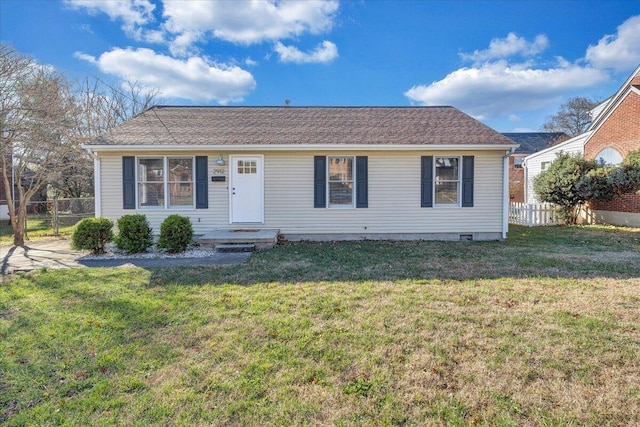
[1,0,639,132]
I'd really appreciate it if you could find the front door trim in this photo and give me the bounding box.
[229,154,264,224]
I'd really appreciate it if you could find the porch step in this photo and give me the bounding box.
[198,228,279,250]
[214,244,256,253]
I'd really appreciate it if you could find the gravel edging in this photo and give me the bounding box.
[79,247,218,261]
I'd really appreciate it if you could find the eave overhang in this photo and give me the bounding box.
[82,143,518,153]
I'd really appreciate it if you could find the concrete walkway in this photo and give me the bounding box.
[1,239,251,275]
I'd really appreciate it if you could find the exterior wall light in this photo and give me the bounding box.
[216,156,225,166]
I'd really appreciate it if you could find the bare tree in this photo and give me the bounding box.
[1,44,81,245]
[49,77,162,198]
[1,43,162,245]
[541,97,602,137]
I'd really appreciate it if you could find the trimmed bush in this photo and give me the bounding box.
[72,217,114,254]
[114,214,153,253]
[157,214,193,253]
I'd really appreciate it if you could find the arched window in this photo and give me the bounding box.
[596,148,623,166]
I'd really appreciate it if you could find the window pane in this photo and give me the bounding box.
[435,182,458,205]
[435,157,458,180]
[329,157,353,181]
[168,158,193,182]
[329,182,353,206]
[138,183,164,207]
[328,156,354,207]
[139,158,163,181]
[170,183,193,206]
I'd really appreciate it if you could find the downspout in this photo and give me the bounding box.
[502,148,516,239]
[84,147,101,217]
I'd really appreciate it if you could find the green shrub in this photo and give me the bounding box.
[157,214,193,253]
[533,153,598,224]
[114,214,153,253]
[623,150,640,167]
[72,217,114,254]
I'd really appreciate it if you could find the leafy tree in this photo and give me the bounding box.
[541,97,601,137]
[533,153,598,223]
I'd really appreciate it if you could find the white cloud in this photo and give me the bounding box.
[64,0,155,39]
[76,48,256,104]
[586,15,640,72]
[274,41,338,64]
[162,0,339,53]
[405,61,609,119]
[460,33,549,63]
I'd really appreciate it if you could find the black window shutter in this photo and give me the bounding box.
[462,156,474,207]
[421,156,433,208]
[314,156,326,208]
[355,156,368,208]
[195,156,208,209]
[122,156,135,209]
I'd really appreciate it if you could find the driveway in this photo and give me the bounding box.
[1,239,251,275]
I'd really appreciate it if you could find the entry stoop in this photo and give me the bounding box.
[198,228,280,251]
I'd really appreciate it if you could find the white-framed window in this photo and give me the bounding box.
[137,156,194,209]
[596,148,623,166]
[513,157,524,168]
[327,156,354,208]
[541,161,551,171]
[434,156,460,206]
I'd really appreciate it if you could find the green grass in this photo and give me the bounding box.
[1,225,640,426]
[0,216,80,243]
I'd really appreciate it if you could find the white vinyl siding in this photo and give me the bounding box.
[98,150,504,237]
[523,132,590,204]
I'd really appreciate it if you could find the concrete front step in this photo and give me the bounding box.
[214,244,256,253]
[198,228,279,250]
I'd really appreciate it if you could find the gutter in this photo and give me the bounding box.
[85,148,102,217]
[80,143,518,152]
[503,147,517,239]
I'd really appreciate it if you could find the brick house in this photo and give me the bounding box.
[523,65,640,226]
[583,66,640,226]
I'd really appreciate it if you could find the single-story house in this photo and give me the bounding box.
[501,132,568,203]
[83,106,518,241]
[523,65,640,226]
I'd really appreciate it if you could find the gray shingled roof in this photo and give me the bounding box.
[501,132,569,154]
[88,106,516,147]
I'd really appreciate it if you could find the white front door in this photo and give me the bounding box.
[230,155,264,223]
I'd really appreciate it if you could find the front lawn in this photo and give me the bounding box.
[0,217,78,244]
[1,225,639,426]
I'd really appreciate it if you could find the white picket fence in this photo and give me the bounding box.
[509,202,560,226]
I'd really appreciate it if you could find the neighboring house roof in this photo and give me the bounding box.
[588,64,640,131]
[85,106,517,150]
[522,131,593,165]
[501,132,568,154]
